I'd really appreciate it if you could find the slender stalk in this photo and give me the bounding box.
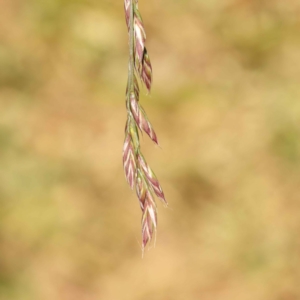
[128,0,135,93]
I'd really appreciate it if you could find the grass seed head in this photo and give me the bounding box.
[123,0,166,250]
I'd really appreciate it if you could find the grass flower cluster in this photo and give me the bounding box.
[123,0,167,250]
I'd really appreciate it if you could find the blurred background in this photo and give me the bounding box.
[1,0,300,299]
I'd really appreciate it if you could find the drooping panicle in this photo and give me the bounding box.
[123,0,166,250]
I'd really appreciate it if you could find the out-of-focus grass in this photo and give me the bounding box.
[1,0,300,299]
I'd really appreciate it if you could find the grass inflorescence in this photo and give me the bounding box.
[123,0,167,251]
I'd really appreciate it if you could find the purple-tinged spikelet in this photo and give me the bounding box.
[123,131,136,190]
[140,49,152,92]
[129,93,158,144]
[134,17,146,64]
[124,0,131,30]
[137,153,166,205]
[136,172,157,249]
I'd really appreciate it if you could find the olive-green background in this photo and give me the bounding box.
[1,1,300,299]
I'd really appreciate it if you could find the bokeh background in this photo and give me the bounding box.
[1,0,300,299]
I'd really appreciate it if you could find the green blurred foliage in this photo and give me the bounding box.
[1,0,300,299]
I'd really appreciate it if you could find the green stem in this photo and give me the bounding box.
[128,0,135,94]
[127,1,140,153]
[126,0,135,121]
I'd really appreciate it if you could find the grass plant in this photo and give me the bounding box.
[123,0,167,251]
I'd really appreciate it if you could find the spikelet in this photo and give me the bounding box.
[123,121,136,189]
[123,0,167,250]
[129,92,158,144]
[140,49,152,92]
[137,153,166,205]
[136,171,157,247]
